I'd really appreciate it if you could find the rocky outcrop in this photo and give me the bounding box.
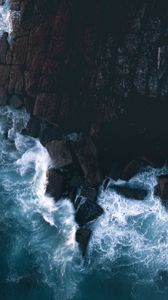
[1,0,168,254]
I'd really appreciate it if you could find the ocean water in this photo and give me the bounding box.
[1,107,168,300]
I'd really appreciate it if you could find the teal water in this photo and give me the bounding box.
[1,106,168,300]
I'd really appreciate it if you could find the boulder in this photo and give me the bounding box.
[121,160,140,181]
[157,175,168,206]
[72,137,101,186]
[46,140,72,169]
[76,227,92,256]
[75,199,103,226]
[46,169,63,200]
[110,184,148,200]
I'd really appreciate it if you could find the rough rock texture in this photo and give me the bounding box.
[1,0,168,253]
[1,1,168,169]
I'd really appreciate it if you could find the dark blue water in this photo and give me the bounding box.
[1,106,168,300]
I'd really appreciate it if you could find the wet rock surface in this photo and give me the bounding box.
[110,184,148,200]
[75,199,104,226]
[1,0,168,255]
[76,227,92,256]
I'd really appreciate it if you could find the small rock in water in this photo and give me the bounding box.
[157,175,168,206]
[75,199,103,226]
[76,227,92,256]
[110,184,148,200]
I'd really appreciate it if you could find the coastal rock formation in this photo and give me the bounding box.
[1,0,168,254]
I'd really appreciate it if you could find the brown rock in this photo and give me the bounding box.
[25,71,40,96]
[27,21,49,70]
[46,169,63,200]
[8,66,24,95]
[76,227,92,256]
[33,93,58,123]
[0,33,9,64]
[12,36,29,65]
[46,140,72,169]
[73,137,101,186]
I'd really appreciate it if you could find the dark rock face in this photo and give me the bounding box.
[72,137,101,186]
[46,169,63,200]
[75,199,103,226]
[46,140,72,169]
[1,1,168,148]
[2,0,168,255]
[76,227,92,256]
[110,184,148,200]
[157,175,168,206]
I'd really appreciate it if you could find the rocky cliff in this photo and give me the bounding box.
[1,0,168,255]
[1,0,168,171]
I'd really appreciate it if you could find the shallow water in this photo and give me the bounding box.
[1,106,168,300]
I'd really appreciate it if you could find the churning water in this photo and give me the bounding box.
[1,106,168,300]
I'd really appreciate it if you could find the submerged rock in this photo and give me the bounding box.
[75,199,103,226]
[76,227,92,256]
[110,184,148,200]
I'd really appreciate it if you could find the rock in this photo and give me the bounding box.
[0,88,7,106]
[9,95,23,108]
[157,175,168,205]
[8,66,24,95]
[0,65,10,89]
[26,116,41,138]
[27,21,49,70]
[25,71,40,97]
[121,160,140,181]
[110,184,148,200]
[0,32,9,64]
[46,140,72,169]
[33,93,58,123]
[76,227,92,256]
[46,169,63,200]
[12,36,29,65]
[80,185,97,202]
[72,137,101,186]
[39,121,62,145]
[75,199,103,226]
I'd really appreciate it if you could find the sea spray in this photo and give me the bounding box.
[0,106,83,300]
